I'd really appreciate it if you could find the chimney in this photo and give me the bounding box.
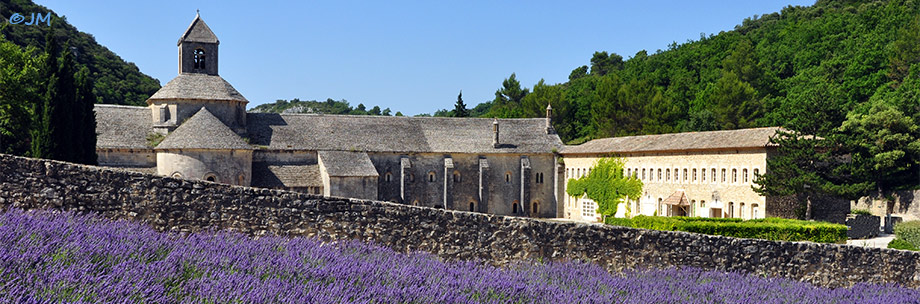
[545,103,554,134]
[492,118,500,148]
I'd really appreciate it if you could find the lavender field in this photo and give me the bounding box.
[0,209,917,303]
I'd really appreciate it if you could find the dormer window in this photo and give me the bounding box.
[194,49,206,69]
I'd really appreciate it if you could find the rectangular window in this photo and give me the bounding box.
[582,200,596,219]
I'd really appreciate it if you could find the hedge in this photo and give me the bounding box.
[605,215,847,243]
[893,220,920,248]
[888,238,919,251]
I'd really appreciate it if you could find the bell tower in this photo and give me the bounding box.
[178,11,219,75]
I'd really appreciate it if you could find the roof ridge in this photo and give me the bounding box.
[264,112,545,121]
[93,104,147,109]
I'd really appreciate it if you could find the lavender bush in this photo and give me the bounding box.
[0,209,916,303]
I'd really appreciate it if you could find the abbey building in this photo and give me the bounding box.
[95,14,801,222]
[94,14,565,218]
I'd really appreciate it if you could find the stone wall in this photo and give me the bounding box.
[853,190,920,222]
[1,154,918,288]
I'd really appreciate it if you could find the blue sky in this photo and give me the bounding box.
[35,0,815,115]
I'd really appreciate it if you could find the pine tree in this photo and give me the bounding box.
[453,90,469,117]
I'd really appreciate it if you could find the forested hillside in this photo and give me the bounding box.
[249,98,404,116]
[0,0,160,106]
[464,0,920,145]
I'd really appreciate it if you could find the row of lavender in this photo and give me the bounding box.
[0,209,916,304]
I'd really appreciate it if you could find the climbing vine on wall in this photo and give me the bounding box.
[566,157,643,217]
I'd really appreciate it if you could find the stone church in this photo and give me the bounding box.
[94,14,566,218]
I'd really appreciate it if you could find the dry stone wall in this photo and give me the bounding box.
[1,154,918,288]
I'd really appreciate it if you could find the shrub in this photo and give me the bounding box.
[604,216,847,243]
[888,238,919,251]
[893,220,920,248]
[850,209,872,216]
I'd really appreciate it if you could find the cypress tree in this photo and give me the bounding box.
[74,66,97,165]
[30,29,58,159]
[52,46,77,162]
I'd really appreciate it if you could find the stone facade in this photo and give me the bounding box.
[853,190,920,221]
[561,129,783,222]
[1,154,918,288]
[94,14,564,219]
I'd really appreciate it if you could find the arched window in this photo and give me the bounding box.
[711,168,716,183]
[743,169,749,183]
[385,172,393,182]
[728,202,735,218]
[683,168,688,181]
[412,200,419,206]
[666,169,670,181]
[732,169,738,183]
[657,169,661,181]
[193,49,206,69]
[752,204,759,219]
[692,169,697,181]
[428,171,436,182]
[740,202,746,219]
[171,172,182,179]
[452,171,461,183]
[535,172,544,184]
[754,168,760,178]
[238,174,245,185]
[532,202,539,214]
[408,173,415,183]
[642,169,646,180]
[721,169,726,183]
[505,172,512,183]
[469,202,476,212]
[204,173,217,182]
[512,202,519,214]
[701,168,705,181]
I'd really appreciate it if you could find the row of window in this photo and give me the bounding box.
[655,198,760,219]
[411,200,540,215]
[382,171,545,184]
[566,167,761,185]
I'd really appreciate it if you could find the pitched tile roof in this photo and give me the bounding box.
[156,107,251,150]
[178,14,218,45]
[247,114,563,154]
[662,190,689,206]
[562,127,782,155]
[147,73,248,103]
[318,151,379,177]
[251,162,321,188]
[94,104,153,149]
